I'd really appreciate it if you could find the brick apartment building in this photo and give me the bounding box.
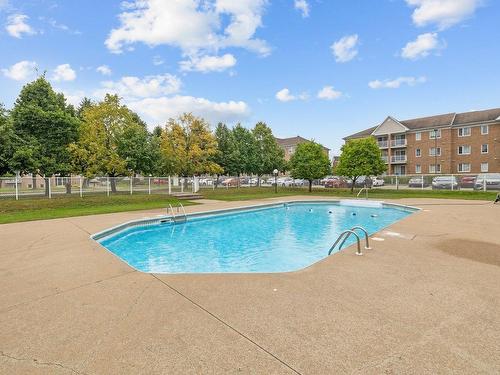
[275,136,330,161]
[344,108,500,175]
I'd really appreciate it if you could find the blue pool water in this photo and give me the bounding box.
[98,202,414,273]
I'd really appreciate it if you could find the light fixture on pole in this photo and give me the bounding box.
[273,169,278,193]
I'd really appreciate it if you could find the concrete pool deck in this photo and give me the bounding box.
[0,196,499,374]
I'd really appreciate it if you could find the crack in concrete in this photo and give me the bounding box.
[150,274,302,375]
[0,270,136,314]
[0,350,88,374]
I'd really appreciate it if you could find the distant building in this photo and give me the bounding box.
[343,108,500,175]
[275,136,330,161]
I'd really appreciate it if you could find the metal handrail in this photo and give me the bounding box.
[357,187,368,199]
[168,203,176,222]
[328,230,362,256]
[179,202,187,221]
[339,226,372,250]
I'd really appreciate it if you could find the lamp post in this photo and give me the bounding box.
[273,168,278,193]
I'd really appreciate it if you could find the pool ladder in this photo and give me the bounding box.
[167,203,187,224]
[328,226,372,256]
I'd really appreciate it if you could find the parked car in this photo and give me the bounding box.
[473,174,500,191]
[277,177,294,187]
[346,176,373,188]
[408,176,429,188]
[324,177,347,188]
[459,175,476,188]
[431,176,460,190]
[320,176,335,185]
[221,178,238,186]
[293,179,305,186]
[371,177,384,187]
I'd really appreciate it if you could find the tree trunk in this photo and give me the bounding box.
[65,177,72,194]
[32,175,37,189]
[44,177,50,197]
[308,180,312,192]
[257,175,261,187]
[110,177,117,193]
[215,174,219,189]
[351,177,357,193]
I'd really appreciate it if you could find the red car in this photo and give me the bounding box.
[324,177,347,188]
[460,176,476,188]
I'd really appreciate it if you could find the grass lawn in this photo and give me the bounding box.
[0,193,192,224]
[202,186,498,201]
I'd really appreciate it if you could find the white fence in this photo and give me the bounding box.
[0,173,498,200]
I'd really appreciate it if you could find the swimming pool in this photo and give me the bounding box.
[95,201,416,273]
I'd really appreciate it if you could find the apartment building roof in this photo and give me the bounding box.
[344,107,500,140]
[275,136,330,151]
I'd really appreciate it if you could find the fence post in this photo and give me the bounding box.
[107,177,110,197]
[451,174,454,191]
[483,178,486,192]
[48,177,52,199]
[15,176,19,201]
[130,176,133,195]
[421,175,424,190]
[80,177,83,198]
[148,177,151,195]
[168,176,172,195]
[181,178,184,193]
[396,175,399,190]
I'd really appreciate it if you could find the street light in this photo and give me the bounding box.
[273,168,278,193]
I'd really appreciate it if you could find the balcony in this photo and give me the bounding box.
[390,139,407,147]
[381,156,388,164]
[390,155,407,163]
[377,140,389,148]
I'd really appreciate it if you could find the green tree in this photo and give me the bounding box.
[159,113,222,178]
[76,97,94,120]
[213,122,239,185]
[0,104,16,180]
[334,137,386,193]
[11,76,79,194]
[232,124,257,181]
[252,122,285,185]
[289,141,331,192]
[69,94,147,192]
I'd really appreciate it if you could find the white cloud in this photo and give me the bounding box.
[96,65,112,76]
[401,32,442,59]
[294,0,310,17]
[95,74,182,98]
[179,53,236,73]
[331,34,359,63]
[105,0,270,59]
[275,88,308,102]
[368,76,427,89]
[52,64,77,81]
[2,60,37,81]
[317,86,342,100]
[6,14,36,38]
[127,95,250,125]
[406,0,481,29]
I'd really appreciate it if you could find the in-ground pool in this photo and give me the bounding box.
[95,201,415,273]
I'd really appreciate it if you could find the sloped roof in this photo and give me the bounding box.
[344,108,500,139]
[275,136,330,151]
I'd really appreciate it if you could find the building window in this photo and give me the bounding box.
[429,147,441,156]
[429,129,441,139]
[481,144,488,154]
[458,127,471,137]
[429,164,441,174]
[415,164,421,174]
[481,125,489,135]
[458,163,471,173]
[415,148,421,157]
[457,145,471,155]
[415,132,421,141]
[481,163,489,172]
[286,146,295,154]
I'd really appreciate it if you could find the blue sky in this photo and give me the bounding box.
[1,0,499,154]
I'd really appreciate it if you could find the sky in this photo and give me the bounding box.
[1,0,499,154]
